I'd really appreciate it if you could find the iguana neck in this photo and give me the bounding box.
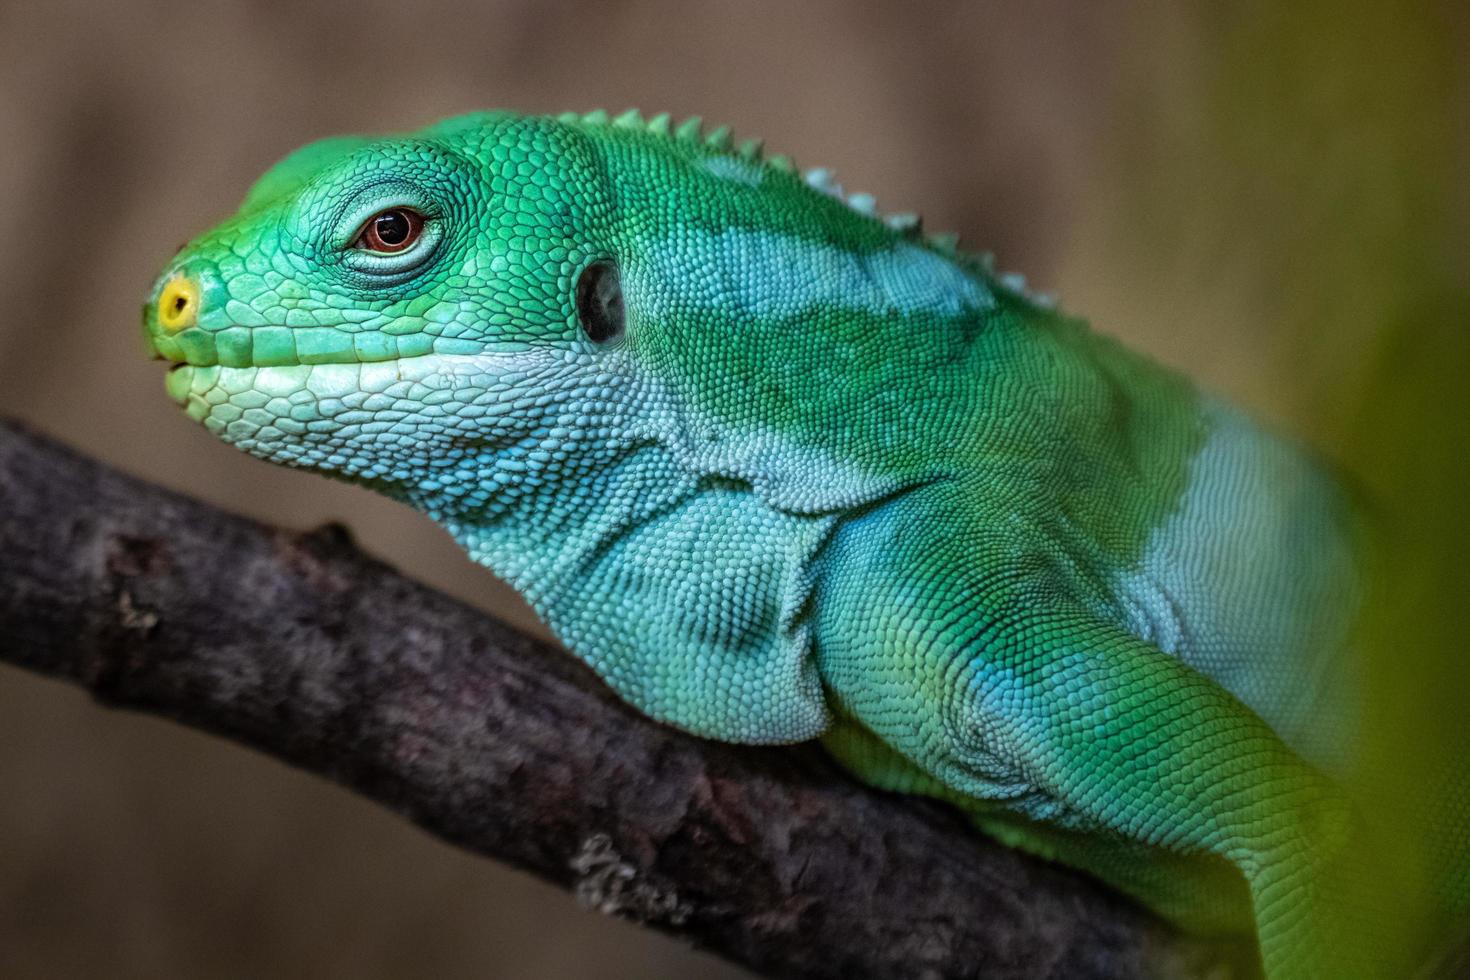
[415,439,696,610]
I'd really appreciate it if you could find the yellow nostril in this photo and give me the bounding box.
[157,274,200,332]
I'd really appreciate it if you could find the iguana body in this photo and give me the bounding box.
[142,110,1445,976]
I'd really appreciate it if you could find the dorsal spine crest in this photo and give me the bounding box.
[564,108,1058,311]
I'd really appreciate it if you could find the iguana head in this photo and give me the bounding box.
[145,109,1004,522]
[145,111,634,511]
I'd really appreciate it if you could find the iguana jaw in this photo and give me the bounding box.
[147,315,512,420]
[159,348,605,521]
[161,351,484,418]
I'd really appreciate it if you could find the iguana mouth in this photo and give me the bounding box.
[162,363,199,407]
[158,348,494,412]
[145,319,437,371]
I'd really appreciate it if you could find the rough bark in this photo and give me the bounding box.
[0,418,1246,980]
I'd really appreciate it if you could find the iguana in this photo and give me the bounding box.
[140,109,1460,978]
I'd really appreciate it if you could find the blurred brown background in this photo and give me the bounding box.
[0,1,1464,978]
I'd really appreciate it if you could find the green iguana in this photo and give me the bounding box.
[141,109,1465,978]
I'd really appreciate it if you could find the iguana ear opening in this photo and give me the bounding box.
[575,259,625,344]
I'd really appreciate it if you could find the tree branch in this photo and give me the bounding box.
[0,418,1244,979]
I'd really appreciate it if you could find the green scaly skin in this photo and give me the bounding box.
[141,109,1448,977]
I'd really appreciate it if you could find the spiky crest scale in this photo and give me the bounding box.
[703,124,732,151]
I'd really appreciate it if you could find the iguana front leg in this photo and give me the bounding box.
[813,481,1352,979]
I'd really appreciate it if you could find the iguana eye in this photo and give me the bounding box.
[575,259,624,344]
[353,208,423,253]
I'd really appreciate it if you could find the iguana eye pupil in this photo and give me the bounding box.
[354,208,423,253]
[375,212,409,244]
[575,259,625,344]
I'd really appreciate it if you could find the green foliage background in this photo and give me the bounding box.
[1073,2,1467,969]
